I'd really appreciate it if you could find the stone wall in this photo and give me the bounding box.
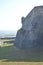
[15,6,43,49]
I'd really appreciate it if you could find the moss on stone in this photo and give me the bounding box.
[18,28,23,32]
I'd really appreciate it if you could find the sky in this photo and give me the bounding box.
[0,0,43,31]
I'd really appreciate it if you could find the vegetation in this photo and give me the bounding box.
[0,37,15,39]
[0,38,43,64]
[0,38,15,43]
[18,28,23,32]
[18,28,25,32]
[0,62,43,65]
[0,43,43,62]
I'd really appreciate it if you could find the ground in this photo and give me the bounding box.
[0,39,43,65]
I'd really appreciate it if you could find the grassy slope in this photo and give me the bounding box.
[0,39,43,65]
[0,62,43,65]
[0,43,43,62]
[0,39,14,42]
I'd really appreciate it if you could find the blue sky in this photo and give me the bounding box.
[0,0,43,31]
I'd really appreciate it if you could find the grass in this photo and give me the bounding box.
[0,62,43,65]
[0,39,43,64]
[0,43,13,47]
[0,43,43,62]
[0,39,14,42]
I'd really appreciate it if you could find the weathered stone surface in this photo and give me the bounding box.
[15,6,43,49]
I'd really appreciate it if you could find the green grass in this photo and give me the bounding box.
[0,39,6,42]
[0,43,43,62]
[0,43,13,47]
[0,39,43,65]
[0,39,43,62]
[0,39,14,42]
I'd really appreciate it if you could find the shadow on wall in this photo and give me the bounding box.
[0,45,43,62]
